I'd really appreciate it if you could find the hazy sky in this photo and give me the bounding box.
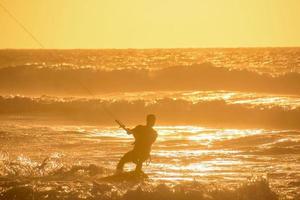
[0,0,299,49]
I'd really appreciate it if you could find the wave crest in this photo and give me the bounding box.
[0,63,300,95]
[1,95,300,129]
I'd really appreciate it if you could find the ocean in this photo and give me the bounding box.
[0,48,300,199]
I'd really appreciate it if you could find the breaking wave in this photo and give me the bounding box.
[0,179,279,200]
[1,95,300,129]
[0,155,278,200]
[0,63,300,95]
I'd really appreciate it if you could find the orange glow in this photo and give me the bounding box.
[0,0,300,48]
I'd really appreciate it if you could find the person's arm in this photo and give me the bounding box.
[124,128,134,135]
[152,131,158,143]
[115,120,134,135]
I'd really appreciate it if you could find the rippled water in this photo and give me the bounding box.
[1,122,299,199]
[1,48,300,75]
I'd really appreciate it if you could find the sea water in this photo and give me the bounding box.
[0,48,300,199]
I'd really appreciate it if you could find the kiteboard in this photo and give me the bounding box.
[95,171,148,183]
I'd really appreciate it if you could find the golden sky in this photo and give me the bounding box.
[0,0,299,49]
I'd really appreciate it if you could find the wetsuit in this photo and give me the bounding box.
[116,125,157,172]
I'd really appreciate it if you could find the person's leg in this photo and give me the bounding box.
[116,151,133,173]
[135,160,143,173]
[135,156,148,173]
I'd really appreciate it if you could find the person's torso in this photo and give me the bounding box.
[132,125,157,153]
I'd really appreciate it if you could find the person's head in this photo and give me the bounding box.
[146,114,156,127]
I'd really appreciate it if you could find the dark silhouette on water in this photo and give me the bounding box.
[116,114,157,174]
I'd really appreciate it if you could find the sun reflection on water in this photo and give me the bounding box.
[1,122,300,198]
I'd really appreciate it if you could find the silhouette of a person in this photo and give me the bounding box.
[116,114,157,174]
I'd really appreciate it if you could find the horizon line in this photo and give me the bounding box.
[1,46,300,50]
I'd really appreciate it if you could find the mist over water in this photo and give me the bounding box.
[1,48,300,199]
